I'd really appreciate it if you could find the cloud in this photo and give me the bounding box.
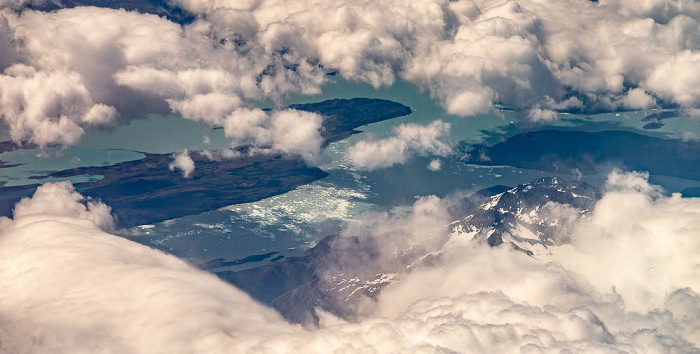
[366,171,700,350]
[2,1,700,351]
[0,182,298,353]
[427,158,441,171]
[2,175,700,352]
[554,170,700,313]
[527,106,559,122]
[10,180,114,231]
[681,129,700,142]
[268,110,324,164]
[169,149,195,178]
[645,50,700,107]
[0,0,699,155]
[623,87,656,109]
[0,6,326,160]
[222,108,323,164]
[0,64,118,147]
[347,120,451,170]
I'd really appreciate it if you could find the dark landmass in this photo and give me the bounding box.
[0,183,40,217]
[291,97,412,143]
[641,110,678,130]
[26,151,328,228]
[0,140,39,168]
[218,232,380,324]
[446,184,512,219]
[643,122,664,130]
[218,185,514,324]
[269,255,285,262]
[220,178,598,325]
[0,140,41,154]
[642,110,678,122]
[454,177,600,248]
[0,141,22,154]
[0,98,412,228]
[199,252,280,270]
[681,187,700,198]
[0,161,23,169]
[25,0,194,24]
[460,130,700,181]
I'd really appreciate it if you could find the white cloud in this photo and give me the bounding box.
[1,0,700,150]
[554,170,700,313]
[681,129,699,142]
[369,172,700,350]
[223,108,324,164]
[0,7,326,160]
[2,1,700,351]
[444,90,495,117]
[527,106,559,122]
[10,180,114,231]
[347,120,451,170]
[0,64,117,147]
[0,182,297,353]
[644,51,700,107]
[427,158,441,171]
[624,87,656,109]
[1,176,700,352]
[169,149,195,178]
[268,109,324,164]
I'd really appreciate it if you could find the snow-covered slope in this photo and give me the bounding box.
[451,177,600,256]
[219,177,601,324]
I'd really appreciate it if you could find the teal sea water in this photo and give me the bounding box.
[2,78,700,270]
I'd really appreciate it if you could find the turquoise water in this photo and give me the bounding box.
[79,114,230,153]
[3,78,700,270]
[116,80,700,270]
[0,147,142,187]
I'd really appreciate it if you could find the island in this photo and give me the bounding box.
[641,110,678,130]
[460,129,700,180]
[0,98,412,228]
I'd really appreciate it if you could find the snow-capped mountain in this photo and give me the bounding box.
[219,177,601,324]
[451,177,600,256]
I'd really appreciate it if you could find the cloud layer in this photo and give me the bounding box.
[0,182,299,353]
[1,0,700,154]
[2,1,700,350]
[1,173,699,352]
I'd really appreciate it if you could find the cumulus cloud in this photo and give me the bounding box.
[2,174,700,352]
[645,51,700,107]
[427,158,441,171]
[347,120,451,170]
[527,106,559,122]
[0,6,326,160]
[1,0,700,151]
[168,148,195,178]
[0,64,117,147]
[623,87,656,109]
[9,180,114,231]
[365,171,700,351]
[3,1,700,351]
[222,108,323,164]
[0,182,298,353]
[554,170,700,313]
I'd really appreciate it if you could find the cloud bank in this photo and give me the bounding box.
[0,0,700,155]
[1,172,699,352]
[0,182,300,353]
